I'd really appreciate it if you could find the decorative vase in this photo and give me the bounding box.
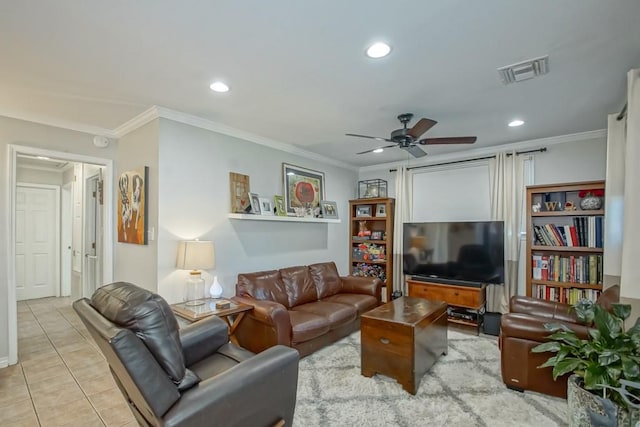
[209,276,223,299]
[579,196,602,210]
[568,375,640,427]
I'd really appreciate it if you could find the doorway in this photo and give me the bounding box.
[8,144,114,365]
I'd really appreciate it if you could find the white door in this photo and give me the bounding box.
[15,185,60,300]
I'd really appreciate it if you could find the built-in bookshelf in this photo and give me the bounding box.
[526,180,605,303]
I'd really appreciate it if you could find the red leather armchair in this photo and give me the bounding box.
[499,285,620,398]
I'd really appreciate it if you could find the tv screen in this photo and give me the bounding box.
[403,221,505,285]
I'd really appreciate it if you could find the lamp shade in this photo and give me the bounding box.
[176,240,215,271]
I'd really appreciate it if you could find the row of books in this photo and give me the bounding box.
[531,254,603,284]
[533,216,603,248]
[532,285,601,304]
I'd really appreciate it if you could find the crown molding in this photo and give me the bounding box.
[0,110,116,138]
[116,105,353,169]
[358,129,607,173]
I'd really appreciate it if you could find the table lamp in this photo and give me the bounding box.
[176,240,215,306]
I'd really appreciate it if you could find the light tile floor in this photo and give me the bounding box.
[0,297,137,426]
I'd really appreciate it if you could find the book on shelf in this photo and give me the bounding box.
[533,284,601,304]
[531,253,603,284]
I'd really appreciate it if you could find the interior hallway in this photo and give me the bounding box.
[0,297,136,426]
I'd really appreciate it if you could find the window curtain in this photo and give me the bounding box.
[620,68,640,300]
[488,152,524,313]
[393,167,413,297]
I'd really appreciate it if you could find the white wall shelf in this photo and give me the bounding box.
[228,213,341,223]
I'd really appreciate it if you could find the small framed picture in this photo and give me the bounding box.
[273,195,287,216]
[371,231,383,240]
[259,197,273,215]
[249,192,261,214]
[320,200,338,219]
[376,203,387,217]
[356,205,372,217]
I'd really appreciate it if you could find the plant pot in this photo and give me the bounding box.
[568,375,640,427]
[579,196,602,210]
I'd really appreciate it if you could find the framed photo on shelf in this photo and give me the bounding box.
[376,203,387,217]
[273,195,287,216]
[320,200,338,219]
[259,197,273,215]
[371,231,383,240]
[356,205,372,217]
[229,172,250,213]
[248,192,261,214]
[282,163,325,215]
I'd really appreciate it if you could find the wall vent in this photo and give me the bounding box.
[497,55,549,85]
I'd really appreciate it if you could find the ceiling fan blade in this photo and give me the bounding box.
[407,118,437,139]
[418,136,477,145]
[357,144,397,155]
[400,145,427,158]
[345,133,393,142]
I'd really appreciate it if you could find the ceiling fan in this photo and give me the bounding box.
[346,113,477,158]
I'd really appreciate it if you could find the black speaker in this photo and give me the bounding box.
[483,312,502,336]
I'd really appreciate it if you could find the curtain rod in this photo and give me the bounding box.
[617,103,627,121]
[389,147,547,172]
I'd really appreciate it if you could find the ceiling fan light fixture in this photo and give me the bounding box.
[209,81,230,93]
[508,119,525,127]
[373,148,384,153]
[366,42,391,59]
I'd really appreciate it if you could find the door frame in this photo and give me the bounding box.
[7,144,114,365]
[61,182,73,296]
[16,183,61,299]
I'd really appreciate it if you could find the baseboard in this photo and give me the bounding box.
[0,357,9,369]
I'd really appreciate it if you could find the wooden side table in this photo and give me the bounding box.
[171,299,253,345]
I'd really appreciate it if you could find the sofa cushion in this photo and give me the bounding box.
[280,266,318,307]
[237,270,290,308]
[322,294,378,315]
[309,262,342,299]
[289,311,331,343]
[291,301,357,330]
[90,282,188,386]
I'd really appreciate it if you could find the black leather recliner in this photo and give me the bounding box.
[73,282,299,427]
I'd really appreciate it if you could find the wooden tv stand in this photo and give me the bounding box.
[407,279,486,334]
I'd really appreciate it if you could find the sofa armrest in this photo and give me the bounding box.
[179,316,229,367]
[163,345,299,427]
[341,276,382,300]
[501,312,590,343]
[231,296,292,353]
[509,296,580,324]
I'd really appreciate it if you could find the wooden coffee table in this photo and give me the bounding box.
[361,296,447,394]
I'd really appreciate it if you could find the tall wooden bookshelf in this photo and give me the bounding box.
[526,180,604,303]
[349,198,394,302]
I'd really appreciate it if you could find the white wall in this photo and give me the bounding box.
[0,116,117,365]
[16,167,63,186]
[113,121,159,291]
[156,118,357,303]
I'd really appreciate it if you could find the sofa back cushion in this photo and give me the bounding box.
[309,262,343,299]
[596,284,620,312]
[280,266,318,307]
[237,270,290,308]
[90,282,188,386]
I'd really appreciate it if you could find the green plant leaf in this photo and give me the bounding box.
[599,350,621,366]
[544,322,571,332]
[594,306,621,340]
[552,358,584,380]
[547,331,582,347]
[532,341,561,353]
[611,303,631,321]
[583,365,607,390]
[574,299,595,324]
[622,356,640,378]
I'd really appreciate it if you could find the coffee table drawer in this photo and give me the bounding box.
[361,320,412,358]
[409,283,481,307]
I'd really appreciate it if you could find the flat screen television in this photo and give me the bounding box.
[403,221,505,286]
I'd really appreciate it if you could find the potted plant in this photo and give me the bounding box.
[532,299,640,426]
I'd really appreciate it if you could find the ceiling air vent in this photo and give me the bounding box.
[497,55,549,85]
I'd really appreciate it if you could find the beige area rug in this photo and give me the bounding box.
[293,329,568,427]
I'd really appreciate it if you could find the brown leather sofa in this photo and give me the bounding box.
[74,282,299,427]
[232,261,382,357]
[500,285,620,398]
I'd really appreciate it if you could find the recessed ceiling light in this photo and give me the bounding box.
[508,119,524,127]
[373,148,384,153]
[209,81,230,93]
[366,42,391,59]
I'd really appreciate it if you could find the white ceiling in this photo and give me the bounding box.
[1,1,639,167]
